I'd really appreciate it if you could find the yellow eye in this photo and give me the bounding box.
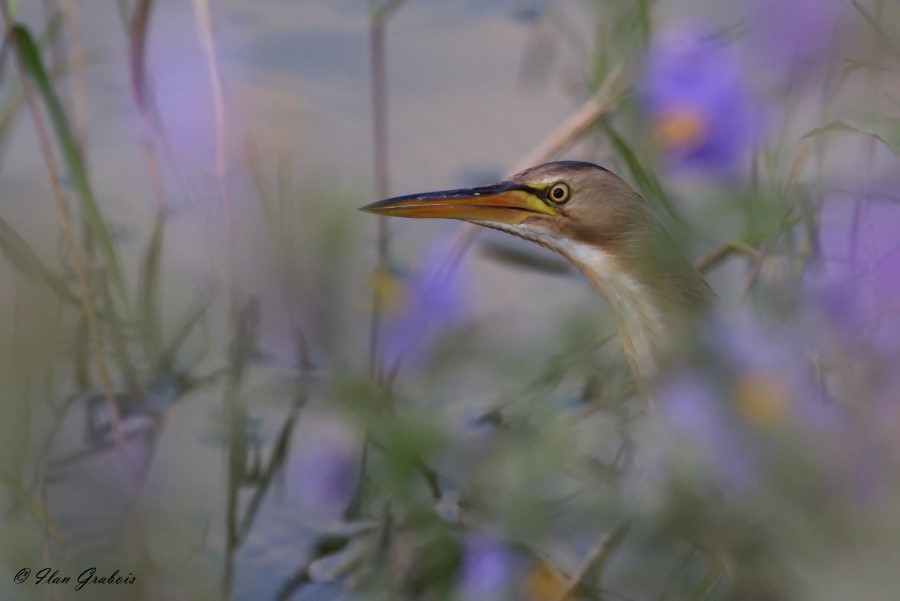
[547,182,571,204]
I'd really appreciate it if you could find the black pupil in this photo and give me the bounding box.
[552,186,566,200]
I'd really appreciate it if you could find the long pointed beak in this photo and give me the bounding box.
[360,182,558,225]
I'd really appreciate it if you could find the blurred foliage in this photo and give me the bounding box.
[1,1,900,601]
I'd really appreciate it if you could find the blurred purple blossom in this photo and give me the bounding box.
[650,310,860,503]
[748,0,844,70]
[658,372,757,495]
[639,25,760,178]
[706,313,840,432]
[458,535,515,600]
[809,194,900,352]
[288,415,359,521]
[382,242,470,366]
[802,195,900,500]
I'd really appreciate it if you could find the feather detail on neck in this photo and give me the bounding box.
[554,240,667,383]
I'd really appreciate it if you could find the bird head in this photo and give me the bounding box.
[362,161,713,388]
[361,161,639,255]
[361,161,711,309]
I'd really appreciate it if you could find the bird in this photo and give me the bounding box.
[361,161,714,401]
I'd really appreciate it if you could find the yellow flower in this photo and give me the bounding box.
[654,106,709,152]
[370,266,402,313]
[526,561,571,601]
[735,374,788,428]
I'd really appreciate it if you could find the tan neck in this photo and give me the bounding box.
[555,240,670,386]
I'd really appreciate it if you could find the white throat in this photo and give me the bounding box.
[553,239,668,381]
[474,222,669,383]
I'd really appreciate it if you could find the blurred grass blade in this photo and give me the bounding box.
[636,0,651,44]
[479,239,573,276]
[802,117,900,155]
[370,0,407,24]
[99,271,140,391]
[851,0,900,63]
[0,214,79,305]
[839,59,889,81]
[692,562,722,601]
[0,469,65,546]
[10,25,130,306]
[39,7,65,47]
[138,209,166,357]
[795,185,820,264]
[156,285,217,370]
[0,89,26,147]
[128,0,156,118]
[235,406,298,543]
[73,314,91,389]
[0,14,64,152]
[602,120,682,222]
[245,137,277,234]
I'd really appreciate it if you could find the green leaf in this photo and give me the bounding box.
[852,0,900,63]
[840,59,889,78]
[0,468,65,546]
[636,0,652,44]
[602,120,681,222]
[0,214,79,305]
[692,561,722,601]
[156,285,217,371]
[0,13,65,146]
[370,0,407,24]
[138,210,166,357]
[0,91,26,144]
[98,268,140,391]
[802,116,900,155]
[11,25,130,307]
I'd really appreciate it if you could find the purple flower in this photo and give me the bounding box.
[809,193,900,352]
[658,372,757,495]
[382,242,470,366]
[652,313,846,495]
[707,313,839,432]
[639,25,760,178]
[288,415,359,521]
[748,0,844,69]
[458,535,515,600]
[649,302,900,514]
